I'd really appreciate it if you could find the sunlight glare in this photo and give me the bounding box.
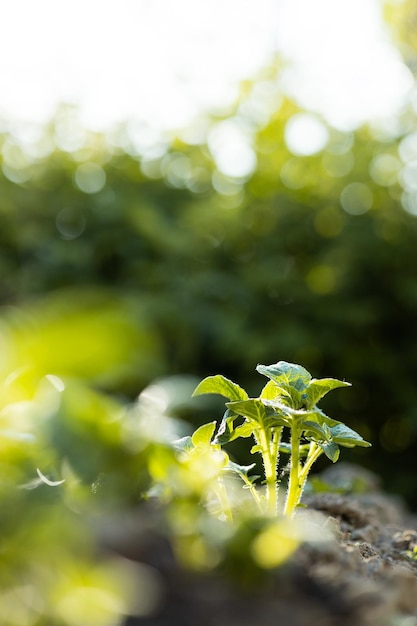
[0,0,413,136]
[275,0,413,130]
[284,113,329,156]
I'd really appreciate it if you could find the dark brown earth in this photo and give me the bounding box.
[102,464,417,626]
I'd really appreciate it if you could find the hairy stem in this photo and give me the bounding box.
[283,426,301,517]
[271,426,282,507]
[298,442,323,491]
[257,428,278,515]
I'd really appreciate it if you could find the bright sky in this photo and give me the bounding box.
[0,0,412,134]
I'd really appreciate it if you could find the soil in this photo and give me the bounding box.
[100,463,417,626]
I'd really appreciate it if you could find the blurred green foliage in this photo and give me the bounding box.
[2,87,417,504]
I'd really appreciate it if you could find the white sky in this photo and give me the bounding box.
[0,0,412,134]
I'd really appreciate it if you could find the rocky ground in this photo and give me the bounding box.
[101,464,417,626]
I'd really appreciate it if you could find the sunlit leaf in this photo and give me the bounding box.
[214,409,236,444]
[173,435,193,452]
[192,375,248,401]
[256,361,312,392]
[329,423,371,448]
[191,421,217,447]
[301,420,329,441]
[226,399,267,424]
[304,378,351,409]
[260,380,285,401]
[233,421,257,439]
[318,441,340,463]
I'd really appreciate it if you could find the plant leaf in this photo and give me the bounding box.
[301,420,329,441]
[266,402,322,426]
[226,398,267,424]
[233,421,257,439]
[226,460,256,477]
[260,380,288,401]
[318,441,340,462]
[173,435,193,452]
[192,375,248,401]
[304,378,351,409]
[191,421,217,447]
[329,423,371,448]
[214,409,237,444]
[214,410,256,444]
[256,361,312,392]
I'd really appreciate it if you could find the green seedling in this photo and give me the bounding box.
[193,361,371,518]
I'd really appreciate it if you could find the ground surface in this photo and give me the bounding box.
[101,464,417,626]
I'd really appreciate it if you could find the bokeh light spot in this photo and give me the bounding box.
[162,154,191,189]
[325,132,354,155]
[340,182,373,215]
[212,171,243,196]
[306,265,336,294]
[322,151,354,178]
[401,191,417,217]
[284,113,328,156]
[1,141,32,184]
[398,131,417,163]
[208,120,256,178]
[369,153,401,187]
[56,207,86,240]
[74,163,106,194]
[280,158,306,190]
[400,160,417,192]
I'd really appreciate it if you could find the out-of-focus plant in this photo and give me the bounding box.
[0,294,168,626]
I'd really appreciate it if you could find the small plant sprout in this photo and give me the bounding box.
[192,361,371,518]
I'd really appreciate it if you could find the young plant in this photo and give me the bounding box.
[193,361,371,518]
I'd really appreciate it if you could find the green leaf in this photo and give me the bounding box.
[256,361,312,392]
[263,414,292,429]
[329,423,371,448]
[267,402,322,426]
[192,375,248,401]
[215,411,255,444]
[304,378,351,409]
[226,461,256,477]
[173,435,193,452]
[191,421,217,447]
[318,441,340,462]
[226,398,267,424]
[214,409,237,444]
[260,380,287,401]
[233,421,257,439]
[300,420,329,441]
